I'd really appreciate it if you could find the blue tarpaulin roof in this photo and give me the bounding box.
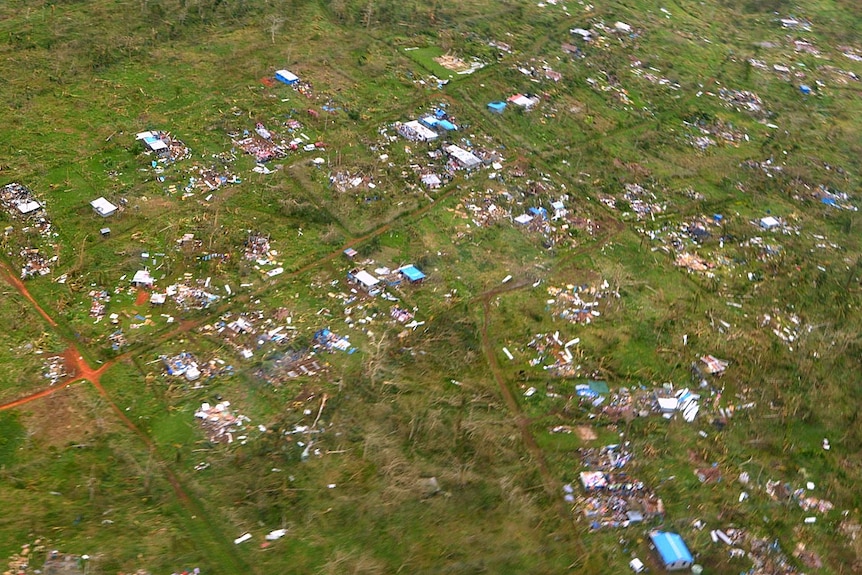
[488,101,507,113]
[650,532,693,567]
[437,120,457,131]
[400,265,426,282]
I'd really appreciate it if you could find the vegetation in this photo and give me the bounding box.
[1,0,861,573]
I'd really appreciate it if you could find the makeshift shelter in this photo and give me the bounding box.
[136,131,169,155]
[398,265,426,284]
[275,69,299,85]
[650,531,693,571]
[507,93,540,110]
[90,197,118,217]
[760,216,780,229]
[487,101,507,114]
[437,119,457,131]
[131,269,154,288]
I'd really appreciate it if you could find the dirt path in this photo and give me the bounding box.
[0,261,58,327]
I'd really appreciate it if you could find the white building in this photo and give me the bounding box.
[90,197,118,217]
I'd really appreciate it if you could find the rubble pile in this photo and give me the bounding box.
[1,183,59,279]
[546,280,617,324]
[42,355,69,385]
[162,351,232,383]
[255,349,328,384]
[709,528,805,574]
[567,443,664,529]
[233,123,288,163]
[527,332,582,377]
[194,401,249,444]
[88,289,110,321]
[199,308,297,360]
[716,88,768,117]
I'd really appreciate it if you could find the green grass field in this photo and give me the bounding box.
[1,0,861,573]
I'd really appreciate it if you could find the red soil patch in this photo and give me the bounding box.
[135,289,149,306]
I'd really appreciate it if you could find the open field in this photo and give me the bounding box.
[1,0,862,573]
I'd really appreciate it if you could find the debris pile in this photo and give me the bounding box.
[255,349,328,384]
[42,355,69,385]
[708,527,806,574]
[1,183,59,279]
[568,443,664,529]
[546,280,616,324]
[162,352,231,383]
[194,401,249,444]
[233,123,288,162]
[88,289,110,321]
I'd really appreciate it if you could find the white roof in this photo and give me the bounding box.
[421,173,442,186]
[403,120,438,141]
[16,200,42,214]
[135,131,155,140]
[90,196,118,216]
[353,270,380,287]
[657,397,678,412]
[514,214,533,224]
[760,216,780,228]
[511,95,538,108]
[148,139,168,151]
[132,270,153,285]
[445,145,482,168]
[275,69,298,81]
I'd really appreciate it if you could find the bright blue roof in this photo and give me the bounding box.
[438,120,457,131]
[400,265,426,282]
[650,532,693,566]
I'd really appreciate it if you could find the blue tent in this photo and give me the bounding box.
[487,101,507,114]
[399,265,426,283]
[650,532,693,571]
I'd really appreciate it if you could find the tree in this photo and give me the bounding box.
[267,15,284,45]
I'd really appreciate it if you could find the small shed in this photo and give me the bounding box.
[760,216,780,229]
[91,196,118,217]
[131,269,154,288]
[399,265,426,284]
[275,69,299,85]
[348,269,380,293]
[136,131,169,155]
[487,101,507,114]
[650,531,694,571]
[100,227,111,237]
